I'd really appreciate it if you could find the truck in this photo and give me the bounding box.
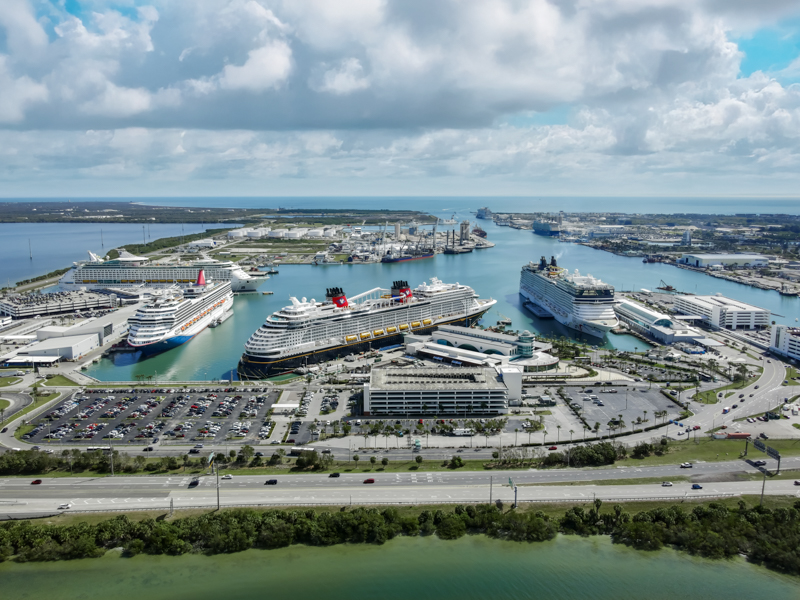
[722,407,730,414]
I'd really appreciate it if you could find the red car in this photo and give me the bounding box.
[31,479,42,485]
[363,478,375,484]
[548,446,558,450]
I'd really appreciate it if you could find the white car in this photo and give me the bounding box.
[58,503,72,510]
[661,481,673,487]
[221,474,233,480]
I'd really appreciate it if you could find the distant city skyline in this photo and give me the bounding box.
[0,1,799,197]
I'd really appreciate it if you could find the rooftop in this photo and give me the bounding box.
[370,367,506,391]
[677,294,767,313]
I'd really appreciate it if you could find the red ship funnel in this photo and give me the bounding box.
[326,287,348,308]
[332,293,348,308]
[196,269,206,286]
[400,286,412,300]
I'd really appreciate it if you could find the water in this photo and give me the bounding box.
[0,222,209,287]
[0,535,796,600]
[6,196,800,214]
[83,213,799,381]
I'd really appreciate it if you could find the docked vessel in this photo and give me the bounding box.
[238,278,496,378]
[532,220,563,236]
[380,251,435,263]
[472,225,487,238]
[60,251,268,293]
[519,256,618,338]
[127,270,233,354]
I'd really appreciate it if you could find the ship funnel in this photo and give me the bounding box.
[550,256,557,268]
[390,280,412,301]
[538,256,547,270]
[196,269,206,286]
[326,287,348,308]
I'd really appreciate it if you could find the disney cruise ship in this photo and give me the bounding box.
[59,251,267,293]
[519,256,618,338]
[238,278,496,378]
[127,270,233,354]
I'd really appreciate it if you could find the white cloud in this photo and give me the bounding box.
[218,40,293,91]
[312,58,370,95]
[0,56,48,123]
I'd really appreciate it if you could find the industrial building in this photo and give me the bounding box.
[404,326,559,372]
[614,299,705,344]
[677,253,768,268]
[770,325,800,362]
[363,366,512,416]
[0,291,115,319]
[672,294,769,330]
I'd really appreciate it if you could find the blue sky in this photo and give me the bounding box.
[0,0,799,197]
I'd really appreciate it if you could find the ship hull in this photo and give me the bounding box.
[519,288,615,339]
[237,309,490,379]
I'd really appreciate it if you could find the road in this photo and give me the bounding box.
[2,456,798,517]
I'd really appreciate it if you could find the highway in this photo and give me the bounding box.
[2,456,798,517]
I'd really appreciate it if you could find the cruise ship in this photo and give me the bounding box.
[127,270,233,354]
[519,256,618,338]
[238,278,496,378]
[59,251,268,293]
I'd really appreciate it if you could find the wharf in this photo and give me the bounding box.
[523,301,554,319]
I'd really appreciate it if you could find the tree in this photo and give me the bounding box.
[342,422,351,436]
[369,456,377,469]
[352,454,360,468]
[556,425,561,443]
[593,422,600,438]
[239,445,255,463]
[415,455,423,465]
[381,457,389,469]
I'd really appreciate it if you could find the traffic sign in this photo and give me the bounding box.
[767,447,781,460]
[753,439,766,452]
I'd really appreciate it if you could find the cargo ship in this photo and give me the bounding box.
[237,278,496,378]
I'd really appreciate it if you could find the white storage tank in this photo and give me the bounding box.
[285,230,303,239]
[307,229,324,237]
[269,229,287,238]
[323,228,336,237]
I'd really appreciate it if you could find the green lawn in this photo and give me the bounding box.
[41,375,79,387]
[784,366,800,386]
[618,437,800,466]
[695,376,760,404]
[0,377,22,388]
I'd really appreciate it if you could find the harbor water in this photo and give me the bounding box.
[79,212,799,381]
[0,535,797,600]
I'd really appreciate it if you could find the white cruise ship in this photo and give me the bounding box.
[59,251,267,293]
[127,270,233,354]
[519,256,618,338]
[238,278,496,378]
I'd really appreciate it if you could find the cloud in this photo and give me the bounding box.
[0,56,48,123]
[311,58,370,95]
[217,40,293,91]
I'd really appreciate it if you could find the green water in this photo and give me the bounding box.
[1,536,797,600]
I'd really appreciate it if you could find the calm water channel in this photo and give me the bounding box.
[82,210,799,381]
[0,535,797,600]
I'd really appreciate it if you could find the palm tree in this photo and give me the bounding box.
[352,454,360,468]
[643,410,648,423]
[593,422,600,439]
[556,425,561,443]
[569,429,574,444]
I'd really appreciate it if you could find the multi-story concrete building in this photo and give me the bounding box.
[363,367,511,416]
[770,325,800,362]
[672,294,769,330]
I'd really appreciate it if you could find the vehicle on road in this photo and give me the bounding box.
[188,478,200,488]
[194,444,204,449]
[692,484,703,490]
[680,462,693,468]
[661,481,673,487]
[548,446,558,450]
[794,481,800,486]
[754,460,767,467]
[265,479,278,485]
[189,448,200,454]
[363,478,375,484]
[221,474,233,480]
[0,427,6,433]
[143,446,154,452]
[329,472,340,478]
[58,503,72,510]
[31,479,42,485]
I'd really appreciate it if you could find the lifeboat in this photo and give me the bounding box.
[346,335,358,343]
[386,326,397,334]
[411,321,421,328]
[360,332,372,340]
[399,324,409,331]
[373,329,385,337]
[422,318,432,326]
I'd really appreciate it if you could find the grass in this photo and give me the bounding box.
[30,495,800,528]
[10,392,60,436]
[617,437,800,466]
[524,476,692,487]
[695,376,760,404]
[0,377,22,388]
[41,375,79,387]
[0,398,10,411]
[784,366,800,386]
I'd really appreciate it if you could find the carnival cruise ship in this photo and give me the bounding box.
[519,256,618,338]
[238,278,496,378]
[127,270,233,354]
[59,251,267,293]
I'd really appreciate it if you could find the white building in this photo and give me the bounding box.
[615,299,704,344]
[672,294,769,330]
[770,325,800,362]
[677,253,768,268]
[0,291,115,319]
[187,238,218,248]
[268,229,288,238]
[363,366,509,416]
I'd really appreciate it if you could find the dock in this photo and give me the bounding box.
[523,301,554,319]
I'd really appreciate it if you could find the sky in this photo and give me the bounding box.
[0,0,800,198]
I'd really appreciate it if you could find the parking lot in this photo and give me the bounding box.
[562,384,681,434]
[22,387,280,450]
